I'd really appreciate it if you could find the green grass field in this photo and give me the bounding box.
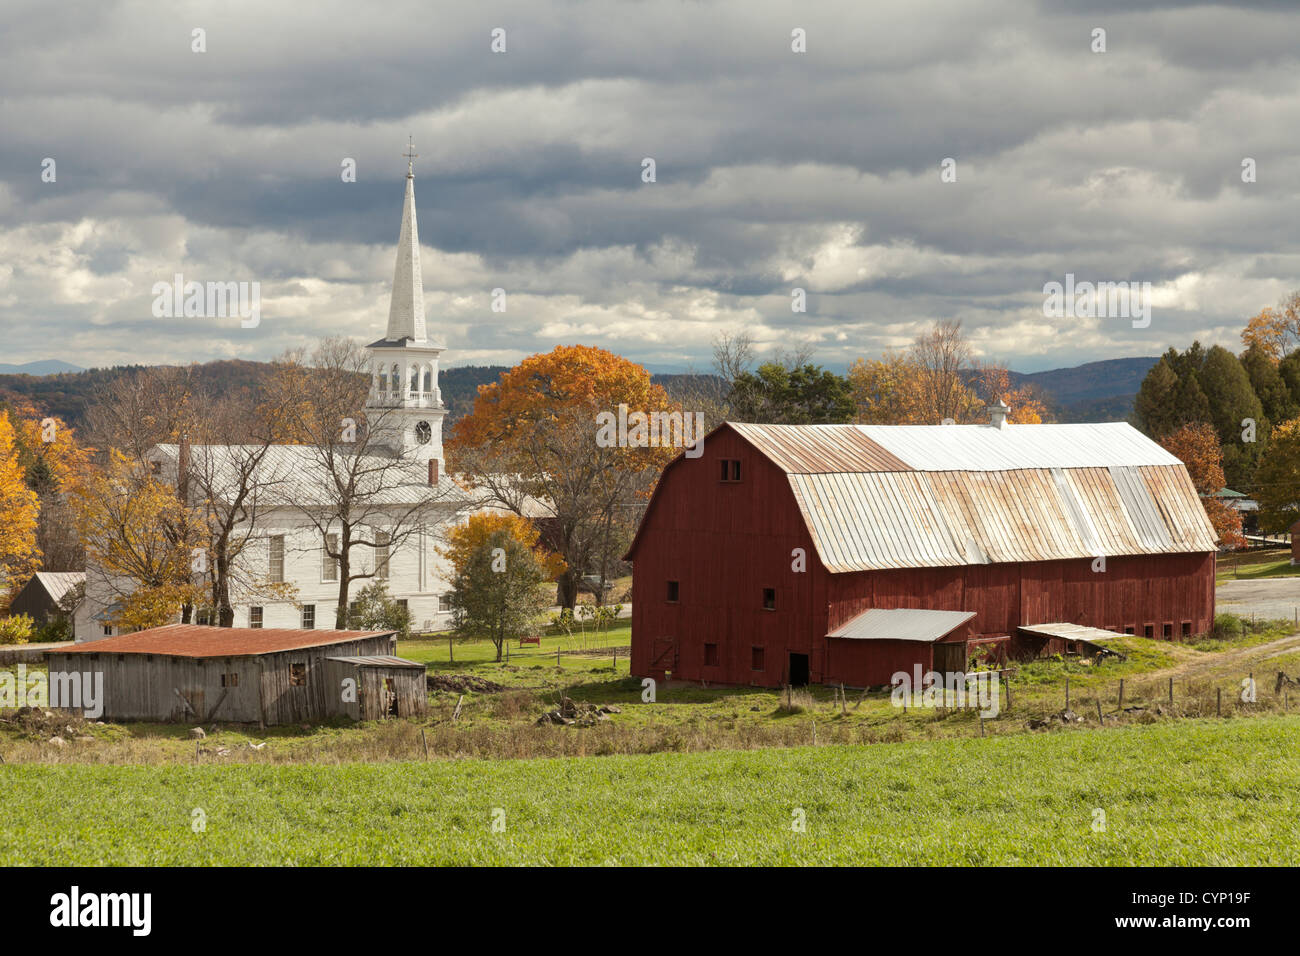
[2,716,1297,865]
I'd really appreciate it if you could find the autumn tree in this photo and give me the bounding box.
[1241,291,1300,359]
[0,411,40,600]
[71,450,204,630]
[1158,423,1244,548]
[440,511,565,581]
[449,345,677,609]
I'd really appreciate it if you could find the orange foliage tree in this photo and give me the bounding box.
[1158,423,1245,548]
[449,345,679,608]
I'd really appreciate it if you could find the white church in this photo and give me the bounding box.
[75,153,469,640]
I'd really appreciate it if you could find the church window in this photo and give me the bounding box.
[249,606,263,628]
[375,531,391,579]
[269,535,285,583]
[301,604,315,629]
[439,594,451,612]
[322,534,339,582]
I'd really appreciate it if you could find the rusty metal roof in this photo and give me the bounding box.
[325,655,425,668]
[728,423,912,473]
[828,608,975,642]
[50,624,396,659]
[736,422,1217,573]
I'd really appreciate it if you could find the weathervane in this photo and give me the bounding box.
[403,136,418,177]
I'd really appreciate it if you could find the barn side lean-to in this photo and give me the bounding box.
[626,414,1218,689]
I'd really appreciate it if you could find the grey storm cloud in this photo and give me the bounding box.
[0,0,1297,374]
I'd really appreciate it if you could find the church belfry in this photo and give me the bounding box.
[365,140,447,466]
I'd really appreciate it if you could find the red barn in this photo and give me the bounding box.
[626,412,1217,688]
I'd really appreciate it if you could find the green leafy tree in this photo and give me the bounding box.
[448,530,550,662]
[729,363,855,424]
[344,580,412,640]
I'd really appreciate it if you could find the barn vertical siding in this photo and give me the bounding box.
[631,431,1216,690]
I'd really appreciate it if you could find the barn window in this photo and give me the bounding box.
[301,604,315,629]
[269,535,285,583]
[249,606,263,629]
[1162,622,1172,638]
[1182,621,1192,637]
[289,663,307,686]
[751,646,765,671]
[720,459,741,482]
[666,580,679,603]
[1124,626,1135,635]
[1143,624,1154,638]
[117,655,124,663]
[762,588,776,610]
[704,643,719,666]
[221,673,239,687]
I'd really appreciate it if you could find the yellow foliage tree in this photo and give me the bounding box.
[71,450,204,631]
[0,411,40,600]
[440,511,566,580]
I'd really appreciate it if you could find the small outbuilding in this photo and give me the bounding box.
[45,623,427,725]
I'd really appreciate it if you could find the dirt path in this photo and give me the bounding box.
[1144,631,1300,684]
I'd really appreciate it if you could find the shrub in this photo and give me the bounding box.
[0,614,35,645]
[344,581,411,640]
[1210,613,1244,640]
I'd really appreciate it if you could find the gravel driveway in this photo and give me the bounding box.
[1217,577,1300,622]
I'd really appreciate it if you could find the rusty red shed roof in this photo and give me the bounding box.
[48,624,395,659]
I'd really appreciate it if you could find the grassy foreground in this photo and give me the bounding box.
[2,716,1297,866]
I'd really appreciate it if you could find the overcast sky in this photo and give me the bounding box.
[1,0,1297,375]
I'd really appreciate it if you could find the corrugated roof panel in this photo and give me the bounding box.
[828,608,976,642]
[857,422,1182,471]
[1108,465,1173,551]
[53,624,395,658]
[1140,465,1218,552]
[728,423,912,473]
[325,655,425,668]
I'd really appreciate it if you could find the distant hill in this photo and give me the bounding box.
[0,356,1158,431]
[0,359,84,376]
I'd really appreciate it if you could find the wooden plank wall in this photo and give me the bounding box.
[630,424,1217,689]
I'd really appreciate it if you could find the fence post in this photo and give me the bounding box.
[1217,687,1221,717]
[1118,679,1124,712]
[1065,676,1070,712]
[1168,677,1173,707]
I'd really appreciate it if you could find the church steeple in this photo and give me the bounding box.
[365,142,448,466]
[386,137,427,343]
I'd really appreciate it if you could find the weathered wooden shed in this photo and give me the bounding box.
[626,415,1218,689]
[322,655,427,720]
[45,624,427,724]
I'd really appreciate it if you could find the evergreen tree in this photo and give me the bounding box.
[1198,346,1264,492]
[1133,357,1180,437]
[1279,350,1300,410]
[1241,343,1296,426]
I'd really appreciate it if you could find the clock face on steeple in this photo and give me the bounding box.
[415,421,432,444]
